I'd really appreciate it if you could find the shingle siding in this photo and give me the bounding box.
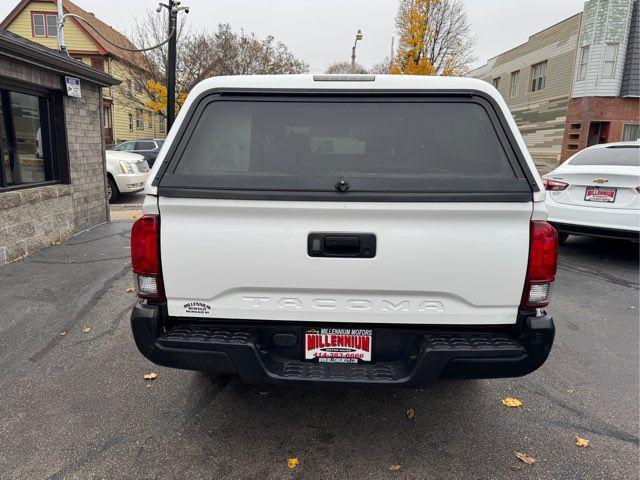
[621,0,640,96]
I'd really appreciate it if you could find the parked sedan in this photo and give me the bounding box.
[112,138,164,167]
[105,150,149,203]
[544,141,640,244]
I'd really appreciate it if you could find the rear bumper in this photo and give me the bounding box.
[550,222,640,241]
[546,198,640,233]
[131,302,554,387]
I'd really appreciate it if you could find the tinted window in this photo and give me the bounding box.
[173,101,516,186]
[135,141,156,150]
[569,146,640,167]
[0,90,57,188]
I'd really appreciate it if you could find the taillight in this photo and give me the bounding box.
[543,178,569,191]
[522,221,558,308]
[131,214,164,301]
[635,187,640,193]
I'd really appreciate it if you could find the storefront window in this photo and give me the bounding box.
[0,88,58,189]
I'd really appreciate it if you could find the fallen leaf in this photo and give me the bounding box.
[125,287,135,293]
[82,325,91,333]
[575,436,590,447]
[58,331,67,337]
[67,259,75,264]
[514,452,536,465]
[511,464,523,471]
[287,458,298,469]
[387,465,401,471]
[502,397,522,408]
[51,240,60,246]
[144,373,158,380]
[132,212,139,219]
[406,408,415,419]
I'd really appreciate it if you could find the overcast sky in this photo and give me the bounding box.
[1,0,586,72]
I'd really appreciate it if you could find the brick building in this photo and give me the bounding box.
[560,0,640,159]
[0,29,118,265]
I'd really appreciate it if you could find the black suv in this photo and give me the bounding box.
[113,138,164,167]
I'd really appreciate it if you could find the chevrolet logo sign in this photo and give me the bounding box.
[593,178,609,184]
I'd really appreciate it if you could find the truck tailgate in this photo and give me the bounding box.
[159,197,532,325]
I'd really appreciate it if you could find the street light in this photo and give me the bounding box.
[351,29,363,70]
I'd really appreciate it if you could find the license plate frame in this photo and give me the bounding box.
[304,327,373,364]
[585,186,617,203]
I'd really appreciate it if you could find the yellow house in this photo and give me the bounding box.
[1,0,166,146]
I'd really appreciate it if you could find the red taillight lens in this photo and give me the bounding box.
[522,221,558,308]
[543,179,569,191]
[131,214,164,301]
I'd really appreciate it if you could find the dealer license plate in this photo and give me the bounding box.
[585,186,616,203]
[304,328,373,363]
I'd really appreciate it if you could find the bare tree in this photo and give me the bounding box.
[325,61,370,74]
[392,0,475,76]
[370,57,393,74]
[118,15,308,118]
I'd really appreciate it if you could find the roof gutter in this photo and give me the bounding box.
[0,38,120,86]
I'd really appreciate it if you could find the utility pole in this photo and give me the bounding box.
[56,0,66,53]
[351,29,363,70]
[166,0,177,132]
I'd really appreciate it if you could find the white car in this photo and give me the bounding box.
[543,141,640,244]
[128,74,558,388]
[105,150,150,203]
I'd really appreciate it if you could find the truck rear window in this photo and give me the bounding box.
[173,100,515,179]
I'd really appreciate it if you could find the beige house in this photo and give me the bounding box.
[1,0,166,146]
[469,14,582,171]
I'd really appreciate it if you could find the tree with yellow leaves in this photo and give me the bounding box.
[391,0,475,76]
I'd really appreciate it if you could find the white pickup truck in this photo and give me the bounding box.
[130,74,558,387]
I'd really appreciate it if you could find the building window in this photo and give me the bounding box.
[510,71,519,97]
[622,123,639,141]
[126,80,132,96]
[91,58,104,71]
[492,77,500,90]
[135,79,143,94]
[31,13,57,38]
[128,113,134,132]
[578,46,590,80]
[158,117,166,134]
[602,43,619,78]
[570,123,581,129]
[147,111,153,128]
[135,110,144,130]
[0,87,62,190]
[530,61,547,92]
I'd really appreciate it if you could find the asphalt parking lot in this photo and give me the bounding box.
[0,220,638,479]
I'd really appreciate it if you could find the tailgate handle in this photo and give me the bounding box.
[308,233,376,258]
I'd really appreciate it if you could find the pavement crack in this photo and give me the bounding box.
[29,264,132,362]
[558,261,639,290]
[46,435,125,480]
[30,256,131,265]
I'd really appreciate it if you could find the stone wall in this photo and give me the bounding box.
[0,185,75,263]
[64,85,109,233]
[0,59,108,265]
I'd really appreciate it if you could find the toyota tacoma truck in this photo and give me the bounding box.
[130,74,558,387]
